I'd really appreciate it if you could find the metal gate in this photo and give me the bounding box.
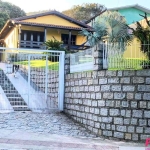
[0,47,65,113]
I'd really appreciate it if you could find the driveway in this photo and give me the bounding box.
[0,112,144,149]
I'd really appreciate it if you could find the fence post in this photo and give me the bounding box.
[65,54,70,74]
[93,42,104,70]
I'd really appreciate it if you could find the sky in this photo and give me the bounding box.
[3,0,150,13]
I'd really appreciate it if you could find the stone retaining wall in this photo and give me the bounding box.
[64,70,150,141]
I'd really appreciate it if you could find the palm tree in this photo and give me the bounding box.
[80,11,133,51]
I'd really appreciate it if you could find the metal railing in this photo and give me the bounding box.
[70,48,94,73]
[103,43,150,70]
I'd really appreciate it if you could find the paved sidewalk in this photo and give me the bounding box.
[0,112,145,149]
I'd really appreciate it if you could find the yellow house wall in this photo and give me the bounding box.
[46,29,86,45]
[22,15,81,28]
[123,18,149,59]
[123,38,146,59]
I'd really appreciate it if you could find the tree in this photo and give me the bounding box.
[80,11,132,50]
[0,12,9,29]
[62,3,106,22]
[0,0,26,29]
[128,13,150,61]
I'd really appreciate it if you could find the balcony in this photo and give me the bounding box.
[20,40,45,49]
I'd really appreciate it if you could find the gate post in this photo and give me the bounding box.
[28,54,30,106]
[58,51,65,111]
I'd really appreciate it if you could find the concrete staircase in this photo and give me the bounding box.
[0,70,30,111]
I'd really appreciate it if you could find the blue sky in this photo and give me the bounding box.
[3,0,150,12]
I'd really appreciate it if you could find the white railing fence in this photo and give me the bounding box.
[103,43,150,70]
[70,48,94,73]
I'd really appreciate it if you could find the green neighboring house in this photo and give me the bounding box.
[109,4,150,25]
[86,4,150,26]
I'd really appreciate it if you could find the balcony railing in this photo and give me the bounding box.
[20,40,45,49]
[20,40,90,50]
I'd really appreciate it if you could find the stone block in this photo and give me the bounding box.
[95,122,100,128]
[139,101,147,108]
[132,77,144,83]
[123,71,135,76]
[109,109,120,116]
[99,78,107,84]
[135,93,142,100]
[92,100,97,107]
[131,101,137,108]
[120,77,130,84]
[114,93,125,99]
[121,101,129,107]
[100,108,108,116]
[106,100,115,107]
[117,125,127,132]
[138,85,150,91]
[94,108,100,114]
[96,93,102,99]
[103,93,113,99]
[106,124,111,130]
[144,111,150,118]
[132,110,143,118]
[143,93,150,100]
[136,70,150,76]
[136,127,143,133]
[97,71,105,77]
[145,128,150,134]
[93,79,99,85]
[118,71,123,77]
[139,119,147,126]
[108,78,119,84]
[89,86,95,92]
[95,86,100,92]
[101,123,106,129]
[140,135,150,140]
[115,101,121,107]
[114,132,124,138]
[103,130,112,137]
[131,118,137,125]
[106,71,117,76]
[123,85,135,92]
[124,119,130,125]
[127,93,134,99]
[101,117,112,123]
[98,100,105,106]
[132,134,139,141]
[111,85,121,91]
[125,133,132,140]
[101,85,110,92]
[128,126,135,133]
[82,80,88,85]
[91,93,96,99]
[146,78,150,84]
[114,118,123,125]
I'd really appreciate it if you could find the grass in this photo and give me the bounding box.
[108,58,148,70]
[14,60,59,70]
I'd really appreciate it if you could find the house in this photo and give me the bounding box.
[109,4,150,25]
[86,4,150,26]
[86,4,150,60]
[0,10,93,52]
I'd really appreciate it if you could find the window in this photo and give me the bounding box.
[61,34,76,45]
[21,30,44,42]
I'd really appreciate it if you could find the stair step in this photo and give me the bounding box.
[3,90,18,93]
[8,98,24,102]
[6,94,20,97]
[10,101,27,105]
[13,106,30,111]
